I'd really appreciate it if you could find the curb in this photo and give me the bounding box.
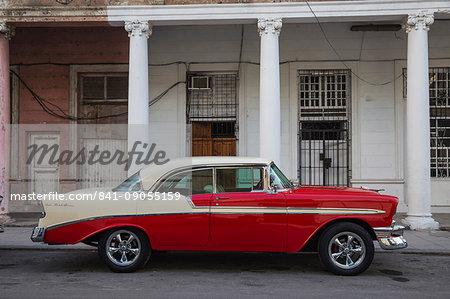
[0,246,95,251]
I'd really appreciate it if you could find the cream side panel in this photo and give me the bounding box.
[38,191,195,229]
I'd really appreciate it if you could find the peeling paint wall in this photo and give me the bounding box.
[8,26,130,213]
[10,27,129,123]
[2,0,342,8]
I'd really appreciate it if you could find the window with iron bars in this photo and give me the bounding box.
[403,67,450,178]
[298,69,350,121]
[186,73,238,123]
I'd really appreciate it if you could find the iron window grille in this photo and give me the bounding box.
[403,67,450,178]
[298,69,350,121]
[186,73,238,123]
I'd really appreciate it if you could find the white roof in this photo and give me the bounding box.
[140,156,272,190]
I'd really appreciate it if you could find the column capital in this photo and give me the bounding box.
[257,18,282,36]
[124,20,152,38]
[0,23,15,40]
[405,12,434,33]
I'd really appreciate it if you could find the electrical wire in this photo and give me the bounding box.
[304,0,402,86]
[9,69,185,121]
[238,24,245,73]
[11,4,412,120]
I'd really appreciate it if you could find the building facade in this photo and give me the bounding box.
[0,0,449,229]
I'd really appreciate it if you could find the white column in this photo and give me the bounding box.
[125,20,151,175]
[403,13,439,230]
[0,23,14,222]
[258,18,282,166]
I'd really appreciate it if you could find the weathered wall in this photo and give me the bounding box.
[8,26,129,212]
[2,0,341,7]
[11,26,129,123]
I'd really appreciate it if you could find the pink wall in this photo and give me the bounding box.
[10,26,129,124]
[8,26,130,202]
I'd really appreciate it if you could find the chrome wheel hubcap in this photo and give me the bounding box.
[106,230,141,266]
[328,231,366,270]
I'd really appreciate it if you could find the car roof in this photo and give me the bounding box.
[139,156,272,190]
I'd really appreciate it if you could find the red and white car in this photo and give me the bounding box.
[32,157,407,275]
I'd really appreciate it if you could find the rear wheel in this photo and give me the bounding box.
[318,222,374,276]
[98,227,150,273]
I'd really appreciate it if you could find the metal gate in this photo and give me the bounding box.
[299,121,349,186]
[298,70,351,186]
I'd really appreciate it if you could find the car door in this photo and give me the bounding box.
[210,166,287,252]
[137,168,213,248]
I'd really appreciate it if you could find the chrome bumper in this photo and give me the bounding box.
[374,221,408,250]
[31,226,45,242]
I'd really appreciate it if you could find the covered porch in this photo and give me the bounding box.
[1,1,449,229]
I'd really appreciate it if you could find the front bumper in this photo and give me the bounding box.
[374,221,408,250]
[31,226,46,242]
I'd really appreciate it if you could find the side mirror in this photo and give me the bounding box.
[290,179,299,188]
[267,184,278,194]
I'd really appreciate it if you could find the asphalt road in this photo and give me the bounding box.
[0,249,449,299]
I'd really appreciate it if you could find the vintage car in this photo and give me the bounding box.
[31,157,407,275]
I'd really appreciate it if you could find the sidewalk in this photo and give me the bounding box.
[0,227,92,250]
[1,222,449,254]
[5,213,450,230]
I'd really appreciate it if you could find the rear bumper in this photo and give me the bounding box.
[31,226,46,242]
[374,221,408,250]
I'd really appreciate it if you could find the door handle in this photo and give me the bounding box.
[215,196,229,200]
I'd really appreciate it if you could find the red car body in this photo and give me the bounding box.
[32,157,406,274]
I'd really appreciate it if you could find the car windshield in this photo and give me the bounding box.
[113,172,142,192]
[269,164,293,190]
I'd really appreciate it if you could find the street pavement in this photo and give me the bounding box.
[0,248,449,298]
[1,226,450,254]
[1,216,449,298]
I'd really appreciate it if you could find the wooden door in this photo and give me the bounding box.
[191,122,236,156]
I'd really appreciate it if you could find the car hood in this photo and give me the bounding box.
[287,185,398,217]
[290,185,385,196]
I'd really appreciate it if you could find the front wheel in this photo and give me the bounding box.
[98,227,151,273]
[318,222,374,276]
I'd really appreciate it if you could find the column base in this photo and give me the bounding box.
[401,215,439,230]
[0,214,11,227]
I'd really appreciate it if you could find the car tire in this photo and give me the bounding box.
[318,222,374,276]
[98,227,151,273]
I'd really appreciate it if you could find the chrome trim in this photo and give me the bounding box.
[374,221,408,250]
[185,196,195,208]
[288,207,385,215]
[46,214,136,231]
[45,206,386,232]
[377,236,408,250]
[31,226,45,242]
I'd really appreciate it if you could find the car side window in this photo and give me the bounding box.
[156,169,213,196]
[113,172,142,192]
[269,164,293,190]
[252,167,265,190]
[216,167,265,193]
